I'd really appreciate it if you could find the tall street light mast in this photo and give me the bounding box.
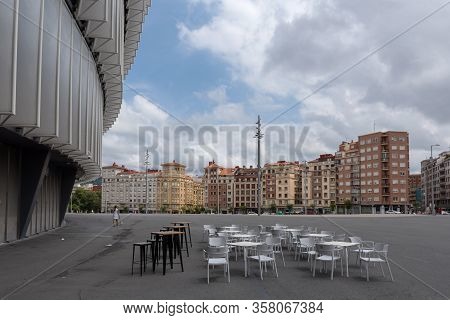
[255,115,264,216]
[144,149,150,214]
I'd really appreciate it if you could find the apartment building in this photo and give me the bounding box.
[262,161,301,211]
[421,151,450,212]
[408,174,422,209]
[234,166,259,213]
[157,161,204,213]
[335,141,361,213]
[101,163,159,213]
[203,161,235,214]
[359,131,409,212]
[303,154,336,213]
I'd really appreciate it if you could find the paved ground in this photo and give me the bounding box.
[0,213,449,300]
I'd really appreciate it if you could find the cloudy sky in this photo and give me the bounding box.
[103,0,450,174]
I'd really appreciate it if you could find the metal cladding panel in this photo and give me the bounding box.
[6,0,43,127]
[0,0,17,116]
[7,149,20,241]
[0,144,8,243]
[33,0,60,137]
[55,11,74,145]
[71,26,82,151]
[79,46,89,154]
[77,0,108,21]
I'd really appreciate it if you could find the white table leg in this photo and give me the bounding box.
[244,247,248,277]
[345,248,349,277]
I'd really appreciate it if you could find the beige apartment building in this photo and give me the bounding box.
[303,154,336,213]
[262,161,301,212]
[157,161,204,213]
[102,163,159,213]
[203,161,235,214]
[336,141,361,213]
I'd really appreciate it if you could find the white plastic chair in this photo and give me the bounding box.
[247,243,278,280]
[296,237,317,269]
[204,246,230,284]
[313,244,343,280]
[266,236,285,266]
[349,236,374,264]
[359,243,394,282]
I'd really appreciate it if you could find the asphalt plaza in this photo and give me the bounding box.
[0,213,449,300]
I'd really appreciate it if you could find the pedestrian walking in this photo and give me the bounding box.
[113,206,120,227]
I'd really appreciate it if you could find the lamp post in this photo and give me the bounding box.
[430,144,440,215]
[255,115,264,216]
[144,149,150,214]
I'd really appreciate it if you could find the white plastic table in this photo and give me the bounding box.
[322,241,359,277]
[232,241,265,277]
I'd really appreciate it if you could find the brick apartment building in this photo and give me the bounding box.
[408,174,422,209]
[234,166,259,213]
[203,161,235,214]
[335,131,410,213]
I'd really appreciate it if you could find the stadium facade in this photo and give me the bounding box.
[0,0,150,242]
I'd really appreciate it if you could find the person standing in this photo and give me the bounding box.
[113,206,120,227]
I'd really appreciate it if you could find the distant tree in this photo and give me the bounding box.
[286,204,293,214]
[71,189,101,213]
[330,203,336,213]
[270,203,277,214]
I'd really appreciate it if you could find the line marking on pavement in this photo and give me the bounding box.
[0,214,132,300]
[322,215,449,299]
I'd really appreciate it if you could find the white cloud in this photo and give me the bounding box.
[178,0,450,172]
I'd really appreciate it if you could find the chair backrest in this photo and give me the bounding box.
[300,237,315,248]
[203,224,215,229]
[307,227,317,233]
[216,232,228,238]
[207,246,229,259]
[259,233,272,242]
[290,231,302,238]
[334,234,346,241]
[266,236,282,246]
[374,243,389,257]
[319,236,333,243]
[349,236,362,244]
[272,229,286,238]
[316,244,342,257]
[209,237,226,247]
[256,243,274,256]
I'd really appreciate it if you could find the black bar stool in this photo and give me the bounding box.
[163,225,189,257]
[131,241,154,276]
[171,222,192,247]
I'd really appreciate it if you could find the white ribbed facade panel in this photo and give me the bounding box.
[0,0,150,242]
